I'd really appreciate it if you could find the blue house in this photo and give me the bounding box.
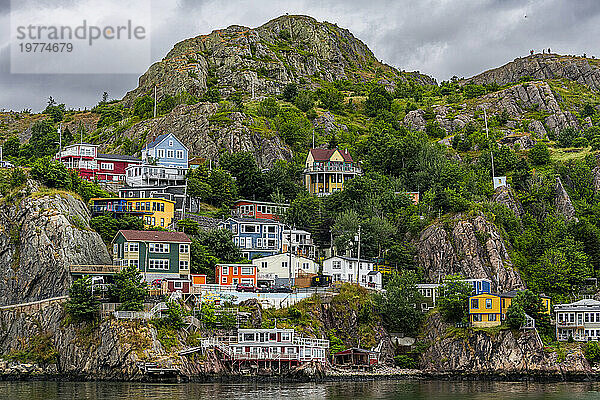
[142,133,189,169]
[465,278,492,295]
[218,217,283,260]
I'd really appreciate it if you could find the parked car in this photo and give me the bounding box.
[236,283,257,292]
[257,285,272,293]
[272,285,293,293]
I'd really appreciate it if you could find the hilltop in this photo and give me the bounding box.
[122,15,435,105]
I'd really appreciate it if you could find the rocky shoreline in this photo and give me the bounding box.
[1,362,599,383]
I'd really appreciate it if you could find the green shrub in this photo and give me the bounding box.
[394,354,417,369]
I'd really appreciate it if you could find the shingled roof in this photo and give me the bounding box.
[117,230,191,243]
[309,148,354,162]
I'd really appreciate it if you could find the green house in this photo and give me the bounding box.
[112,230,191,282]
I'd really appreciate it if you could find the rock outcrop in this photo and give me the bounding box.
[555,177,578,221]
[415,215,524,292]
[0,184,110,304]
[123,15,434,105]
[104,102,291,168]
[464,53,600,91]
[420,313,590,377]
[491,186,524,219]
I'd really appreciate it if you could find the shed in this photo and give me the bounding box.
[332,348,378,368]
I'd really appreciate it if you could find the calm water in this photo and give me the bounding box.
[2,380,600,399]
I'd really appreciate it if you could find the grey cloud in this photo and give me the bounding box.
[2,0,600,111]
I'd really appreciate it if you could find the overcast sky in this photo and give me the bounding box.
[1,0,600,112]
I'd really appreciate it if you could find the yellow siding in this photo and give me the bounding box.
[329,150,344,162]
[501,297,512,316]
[127,199,175,229]
[542,298,551,314]
[469,294,502,327]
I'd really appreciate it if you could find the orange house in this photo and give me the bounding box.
[215,263,257,286]
[190,274,207,285]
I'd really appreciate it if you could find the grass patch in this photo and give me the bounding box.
[5,332,58,364]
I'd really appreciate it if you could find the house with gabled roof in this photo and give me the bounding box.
[141,133,189,169]
[112,230,191,282]
[303,148,361,196]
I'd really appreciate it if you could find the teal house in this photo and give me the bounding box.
[112,230,191,282]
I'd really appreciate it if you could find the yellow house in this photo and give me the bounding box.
[500,290,551,319]
[127,198,175,229]
[303,148,361,196]
[469,293,502,327]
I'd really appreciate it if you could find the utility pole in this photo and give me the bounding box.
[312,129,315,149]
[356,225,361,285]
[182,177,188,221]
[58,123,62,156]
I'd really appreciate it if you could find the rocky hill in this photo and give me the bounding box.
[0,182,110,304]
[123,15,434,105]
[464,53,600,90]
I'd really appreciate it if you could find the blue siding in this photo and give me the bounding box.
[143,133,188,168]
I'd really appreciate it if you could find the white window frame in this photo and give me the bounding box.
[174,281,183,289]
[179,260,189,270]
[167,149,175,158]
[176,150,184,159]
[157,149,165,158]
[179,244,189,253]
[149,259,169,270]
[222,266,229,275]
[149,243,169,253]
[241,267,253,275]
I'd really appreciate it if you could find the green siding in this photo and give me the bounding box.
[113,233,184,275]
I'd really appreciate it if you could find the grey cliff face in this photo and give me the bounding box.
[415,215,524,292]
[420,313,590,375]
[0,187,110,304]
[102,102,292,169]
[555,177,578,222]
[465,53,600,91]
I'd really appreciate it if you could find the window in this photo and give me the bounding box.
[179,260,189,270]
[421,303,428,310]
[160,218,164,227]
[282,261,288,270]
[129,243,139,252]
[471,299,479,309]
[157,149,165,158]
[241,225,257,233]
[261,261,267,270]
[241,267,253,275]
[485,299,492,309]
[169,140,174,147]
[149,259,169,270]
[100,162,114,170]
[124,243,129,252]
[222,266,229,275]
[332,261,341,270]
[174,281,183,289]
[586,313,590,323]
[302,262,309,269]
[222,276,227,283]
[241,278,253,284]
[149,243,169,253]
[129,259,139,268]
[179,244,189,253]
[167,150,175,158]
[281,332,291,341]
[488,314,497,321]
[176,150,184,159]
[472,314,482,322]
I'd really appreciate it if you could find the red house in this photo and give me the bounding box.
[56,143,142,183]
[232,199,289,221]
[215,263,257,286]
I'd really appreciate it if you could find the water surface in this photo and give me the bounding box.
[2,380,600,399]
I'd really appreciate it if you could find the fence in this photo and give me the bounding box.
[0,296,68,313]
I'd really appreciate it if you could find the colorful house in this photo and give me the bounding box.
[218,217,283,259]
[56,143,142,183]
[112,230,191,282]
[215,263,257,286]
[90,197,175,229]
[141,133,189,169]
[119,185,186,210]
[303,148,361,196]
[125,164,187,187]
[468,293,502,327]
[232,199,289,221]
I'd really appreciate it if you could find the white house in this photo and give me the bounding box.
[253,253,319,286]
[322,256,382,289]
[555,299,600,341]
